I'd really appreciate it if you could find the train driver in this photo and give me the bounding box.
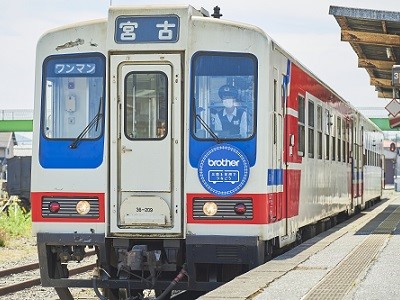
[214,84,247,138]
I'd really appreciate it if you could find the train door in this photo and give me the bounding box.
[281,61,299,245]
[109,54,183,235]
[360,126,364,203]
[271,69,284,223]
[350,116,360,208]
[347,119,354,210]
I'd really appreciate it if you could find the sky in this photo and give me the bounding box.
[0,0,399,117]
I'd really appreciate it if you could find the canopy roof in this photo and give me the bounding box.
[329,6,400,99]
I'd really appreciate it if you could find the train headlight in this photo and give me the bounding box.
[76,200,91,215]
[203,201,218,216]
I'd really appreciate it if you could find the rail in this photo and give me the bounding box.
[0,250,96,297]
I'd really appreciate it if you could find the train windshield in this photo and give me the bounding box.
[191,52,257,140]
[41,53,105,140]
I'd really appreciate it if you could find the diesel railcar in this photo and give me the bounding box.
[31,5,383,299]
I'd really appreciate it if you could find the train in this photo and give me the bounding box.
[6,156,32,212]
[31,5,384,299]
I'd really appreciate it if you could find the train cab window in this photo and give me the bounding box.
[42,54,105,140]
[191,52,257,140]
[317,105,323,159]
[124,72,167,139]
[298,95,305,156]
[308,100,314,158]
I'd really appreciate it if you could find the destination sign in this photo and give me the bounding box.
[115,15,179,43]
[55,63,96,75]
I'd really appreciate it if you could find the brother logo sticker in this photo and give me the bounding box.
[198,144,250,196]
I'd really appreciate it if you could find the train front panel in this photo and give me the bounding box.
[31,5,277,294]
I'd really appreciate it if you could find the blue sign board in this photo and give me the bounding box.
[55,63,96,75]
[115,15,179,43]
[198,144,250,196]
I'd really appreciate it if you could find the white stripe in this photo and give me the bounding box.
[266,185,284,192]
[286,108,298,118]
[286,162,303,170]
[188,218,297,240]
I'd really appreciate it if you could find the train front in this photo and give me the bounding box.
[31,5,267,298]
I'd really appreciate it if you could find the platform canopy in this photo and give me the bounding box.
[329,6,400,100]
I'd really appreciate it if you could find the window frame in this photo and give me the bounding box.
[41,52,106,141]
[123,71,168,141]
[317,105,323,159]
[190,51,258,141]
[308,100,315,158]
[298,95,305,157]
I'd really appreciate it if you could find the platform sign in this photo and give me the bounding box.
[115,15,179,43]
[393,65,400,87]
[54,63,96,75]
[198,144,250,196]
[385,98,400,117]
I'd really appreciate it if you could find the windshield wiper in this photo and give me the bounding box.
[195,113,220,144]
[69,97,103,149]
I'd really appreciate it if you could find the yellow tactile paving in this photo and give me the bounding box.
[303,206,400,300]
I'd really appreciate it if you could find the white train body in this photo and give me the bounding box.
[31,5,383,296]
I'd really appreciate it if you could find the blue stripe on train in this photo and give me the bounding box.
[267,169,283,186]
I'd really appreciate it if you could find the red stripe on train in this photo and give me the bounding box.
[187,193,270,224]
[187,191,299,225]
[284,169,301,218]
[31,192,105,223]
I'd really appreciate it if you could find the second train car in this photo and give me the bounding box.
[31,5,383,299]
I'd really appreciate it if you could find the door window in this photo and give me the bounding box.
[124,72,168,140]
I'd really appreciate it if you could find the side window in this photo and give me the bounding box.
[191,52,257,140]
[332,115,336,161]
[124,72,168,140]
[342,119,347,162]
[298,95,305,156]
[273,79,277,145]
[337,117,341,161]
[317,105,323,159]
[308,100,314,158]
[347,123,351,163]
[325,109,330,160]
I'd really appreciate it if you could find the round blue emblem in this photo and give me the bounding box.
[198,144,250,196]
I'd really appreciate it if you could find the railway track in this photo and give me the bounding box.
[0,255,203,299]
[0,252,96,297]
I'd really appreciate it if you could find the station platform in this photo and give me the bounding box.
[199,190,400,300]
